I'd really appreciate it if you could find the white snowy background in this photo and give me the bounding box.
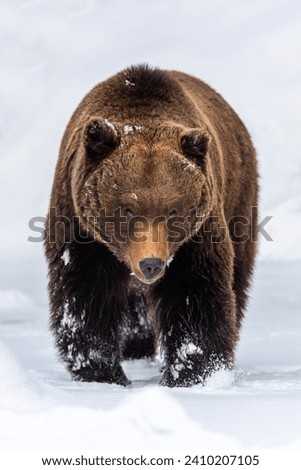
[0,0,301,452]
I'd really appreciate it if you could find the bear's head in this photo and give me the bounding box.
[71,118,213,284]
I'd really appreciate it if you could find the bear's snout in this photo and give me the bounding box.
[127,221,169,284]
[139,257,164,281]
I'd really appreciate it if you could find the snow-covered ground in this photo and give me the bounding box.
[0,260,300,450]
[0,0,301,455]
[0,261,301,449]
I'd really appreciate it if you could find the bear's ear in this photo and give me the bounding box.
[83,119,120,160]
[180,129,211,165]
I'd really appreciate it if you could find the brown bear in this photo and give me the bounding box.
[45,64,258,387]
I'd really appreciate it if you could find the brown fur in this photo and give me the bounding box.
[45,65,258,387]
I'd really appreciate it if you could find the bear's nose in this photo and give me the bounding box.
[140,258,164,279]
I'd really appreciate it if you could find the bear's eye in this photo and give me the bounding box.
[168,210,178,219]
[124,208,134,219]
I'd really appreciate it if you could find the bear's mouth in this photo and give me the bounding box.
[134,274,165,285]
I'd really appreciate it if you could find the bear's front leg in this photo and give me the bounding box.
[47,241,131,386]
[153,241,238,387]
[55,307,130,385]
[159,318,235,387]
